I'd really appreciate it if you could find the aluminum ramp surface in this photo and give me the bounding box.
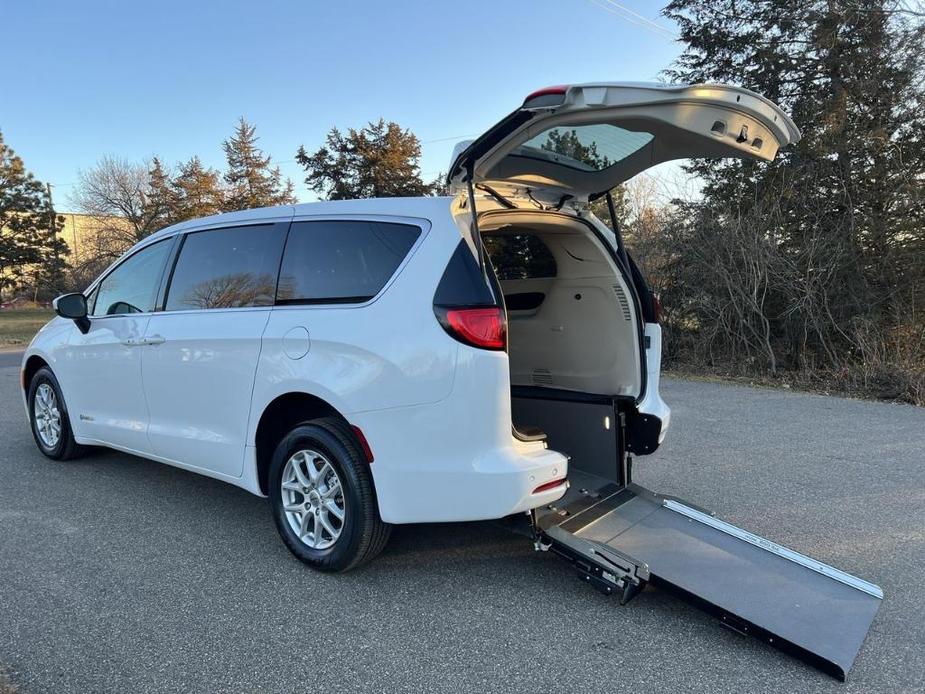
[542,484,882,680]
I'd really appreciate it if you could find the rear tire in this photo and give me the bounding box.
[28,367,85,461]
[269,417,391,571]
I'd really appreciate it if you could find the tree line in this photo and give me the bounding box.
[643,0,925,404]
[0,117,440,299]
[0,131,69,303]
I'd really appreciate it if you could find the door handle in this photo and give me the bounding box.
[143,335,166,346]
[121,337,143,347]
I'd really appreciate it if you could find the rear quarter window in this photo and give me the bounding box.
[482,233,557,280]
[276,220,421,304]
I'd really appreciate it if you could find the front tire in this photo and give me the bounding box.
[269,417,391,571]
[28,367,84,460]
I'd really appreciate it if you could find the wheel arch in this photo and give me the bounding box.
[254,391,354,496]
[22,354,50,396]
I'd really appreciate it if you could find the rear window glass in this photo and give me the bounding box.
[276,220,421,304]
[483,233,557,280]
[165,224,286,311]
[517,124,654,172]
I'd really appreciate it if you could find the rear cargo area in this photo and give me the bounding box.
[479,210,642,399]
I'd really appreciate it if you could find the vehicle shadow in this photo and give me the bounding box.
[59,445,536,572]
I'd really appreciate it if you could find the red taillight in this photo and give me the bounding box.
[532,478,567,494]
[438,306,507,350]
[523,85,569,108]
[652,294,662,323]
[350,425,374,463]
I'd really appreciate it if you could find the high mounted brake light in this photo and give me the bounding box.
[523,85,569,109]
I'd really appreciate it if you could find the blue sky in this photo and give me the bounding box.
[1,0,681,205]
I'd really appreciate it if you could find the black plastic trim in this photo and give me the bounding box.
[433,240,497,307]
[504,292,545,311]
[155,234,184,312]
[276,296,374,306]
[511,384,626,405]
[447,110,535,184]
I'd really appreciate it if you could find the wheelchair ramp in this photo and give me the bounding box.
[541,484,882,680]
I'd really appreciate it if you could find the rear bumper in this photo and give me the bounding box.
[350,346,569,524]
[375,442,568,524]
[355,402,569,523]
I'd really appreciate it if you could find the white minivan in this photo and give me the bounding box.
[23,83,881,679]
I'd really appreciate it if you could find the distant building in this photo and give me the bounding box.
[56,212,131,267]
[0,212,131,298]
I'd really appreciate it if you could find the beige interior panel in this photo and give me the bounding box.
[480,211,641,397]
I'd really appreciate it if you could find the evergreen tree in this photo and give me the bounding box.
[146,156,175,230]
[222,118,295,211]
[30,183,70,300]
[171,156,225,222]
[661,0,925,374]
[541,128,612,169]
[0,130,67,302]
[296,119,435,200]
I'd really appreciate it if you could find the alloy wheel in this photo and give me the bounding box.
[33,383,62,448]
[281,449,346,549]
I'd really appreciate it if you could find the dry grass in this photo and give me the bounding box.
[665,363,925,407]
[0,308,53,348]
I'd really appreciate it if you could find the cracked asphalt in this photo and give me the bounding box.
[1,353,923,693]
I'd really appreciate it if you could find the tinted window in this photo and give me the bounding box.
[165,224,286,311]
[518,125,654,172]
[277,220,421,304]
[91,239,171,316]
[482,233,557,280]
[433,241,497,307]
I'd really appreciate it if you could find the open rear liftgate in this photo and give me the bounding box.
[513,392,883,681]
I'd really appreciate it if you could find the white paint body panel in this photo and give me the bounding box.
[141,308,271,476]
[57,314,152,450]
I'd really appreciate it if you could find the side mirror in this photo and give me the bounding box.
[53,293,90,334]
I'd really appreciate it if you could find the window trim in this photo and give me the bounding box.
[84,235,178,319]
[272,214,431,310]
[160,221,289,314]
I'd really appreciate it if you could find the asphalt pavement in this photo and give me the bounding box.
[1,354,923,693]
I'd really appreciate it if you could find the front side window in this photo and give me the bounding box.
[90,239,171,316]
[165,224,286,311]
[276,220,421,304]
[482,233,557,281]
